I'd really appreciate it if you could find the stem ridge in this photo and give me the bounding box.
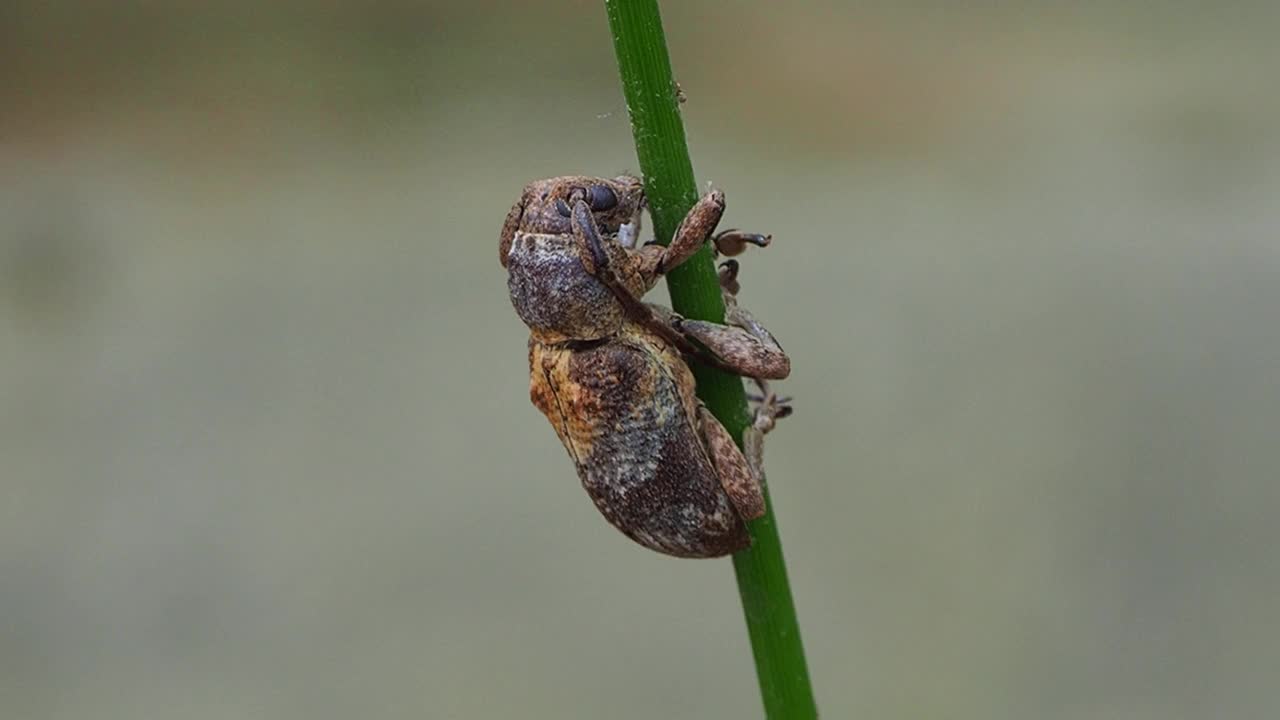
[603,1,818,717]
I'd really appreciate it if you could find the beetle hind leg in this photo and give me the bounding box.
[697,387,791,524]
[697,406,766,521]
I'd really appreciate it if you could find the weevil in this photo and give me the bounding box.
[500,175,791,558]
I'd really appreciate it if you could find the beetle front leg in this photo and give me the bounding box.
[661,189,725,272]
[634,190,726,289]
[638,190,773,289]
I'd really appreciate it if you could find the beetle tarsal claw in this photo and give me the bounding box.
[713,229,772,257]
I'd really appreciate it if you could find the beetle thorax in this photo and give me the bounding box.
[506,231,623,341]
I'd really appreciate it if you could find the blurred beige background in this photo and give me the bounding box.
[3,2,1278,718]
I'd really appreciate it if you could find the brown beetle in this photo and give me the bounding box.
[500,175,790,558]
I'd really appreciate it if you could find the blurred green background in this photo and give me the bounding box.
[3,2,1278,718]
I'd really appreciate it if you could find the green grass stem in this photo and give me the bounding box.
[603,2,818,717]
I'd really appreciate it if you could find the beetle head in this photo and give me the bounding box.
[515,175,644,238]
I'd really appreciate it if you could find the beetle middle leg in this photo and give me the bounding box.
[672,258,791,379]
[674,306,791,380]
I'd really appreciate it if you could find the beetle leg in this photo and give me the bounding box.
[716,259,782,359]
[662,189,725,271]
[639,302,752,376]
[696,405,766,521]
[747,379,794,430]
[717,258,742,295]
[670,257,791,379]
[633,189,726,290]
[739,384,792,510]
[638,189,772,292]
[712,229,772,257]
[675,305,790,380]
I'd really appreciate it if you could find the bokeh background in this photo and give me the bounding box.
[3,2,1278,718]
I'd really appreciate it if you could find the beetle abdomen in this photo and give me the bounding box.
[529,332,749,558]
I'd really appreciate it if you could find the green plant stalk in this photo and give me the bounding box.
[604,1,818,717]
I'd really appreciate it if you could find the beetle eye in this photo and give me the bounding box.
[586,184,618,212]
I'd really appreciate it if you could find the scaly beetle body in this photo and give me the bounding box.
[500,175,790,558]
